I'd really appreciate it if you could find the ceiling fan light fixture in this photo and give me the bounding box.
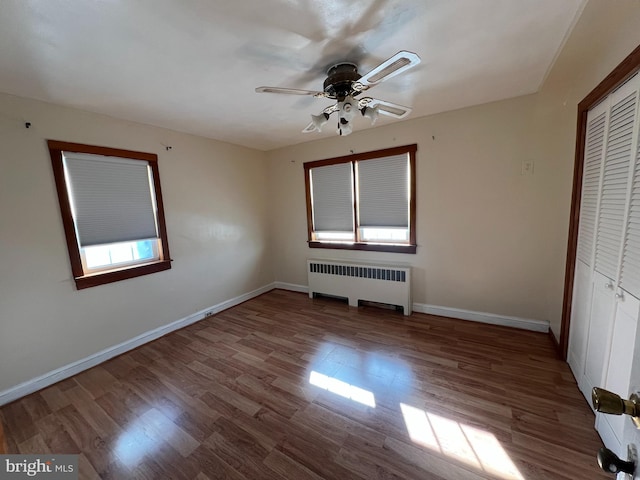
[311,112,330,132]
[256,50,421,136]
[338,121,352,136]
[361,105,379,124]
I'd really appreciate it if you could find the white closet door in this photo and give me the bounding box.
[582,272,617,400]
[594,82,638,279]
[581,77,639,404]
[569,102,608,381]
[577,105,608,267]
[568,261,594,379]
[597,74,640,454]
[597,291,640,454]
[620,75,640,299]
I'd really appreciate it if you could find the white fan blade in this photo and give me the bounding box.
[358,51,421,86]
[256,86,326,97]
[362,97,412,119]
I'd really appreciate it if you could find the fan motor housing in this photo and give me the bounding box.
[324,63,361,100]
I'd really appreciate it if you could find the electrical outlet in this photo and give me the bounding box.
[204,310,214,318]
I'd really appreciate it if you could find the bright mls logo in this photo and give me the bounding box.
[0,455,78,480]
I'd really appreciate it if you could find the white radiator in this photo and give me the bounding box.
[307,259,412,315]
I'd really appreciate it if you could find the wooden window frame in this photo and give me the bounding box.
[304,144,417,254]
[560,44,640,358]
[48,140,172,289]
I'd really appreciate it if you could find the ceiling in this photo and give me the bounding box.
[0,0,586,151]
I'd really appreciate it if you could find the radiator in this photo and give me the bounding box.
[307,259,412,315]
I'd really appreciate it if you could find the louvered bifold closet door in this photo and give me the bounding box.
[619,75,640,298]
[577,104,608,266]
[594,78,640,280]
[568,100,608,385]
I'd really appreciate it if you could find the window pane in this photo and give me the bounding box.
[315,231,356,242]
[311,163,354,232]
[84,245,112,269]
[358,154,409,228]
[83,239,159,271]
[360,227,409,243]
[109,243,134,264]
[134,239,155,260]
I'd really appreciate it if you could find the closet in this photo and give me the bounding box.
[567,72,640,453]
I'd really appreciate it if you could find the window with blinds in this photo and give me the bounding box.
[304,144,416,254]
[48,141,172,289]
[309,162,355,241]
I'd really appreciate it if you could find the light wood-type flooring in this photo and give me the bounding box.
[1,290,608,479]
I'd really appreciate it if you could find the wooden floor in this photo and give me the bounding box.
[1,290,607,479]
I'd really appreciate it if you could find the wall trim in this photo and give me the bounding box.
[549,327,562,357]
[274,283,549,332]
[0,282,276,407]
[412,303,549,333]
[274,282,309,293]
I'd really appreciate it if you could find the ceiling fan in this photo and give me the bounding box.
[255,50,421,136]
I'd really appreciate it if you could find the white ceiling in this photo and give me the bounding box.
[0,0,586,151]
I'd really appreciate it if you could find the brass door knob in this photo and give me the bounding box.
[592,387,640,416]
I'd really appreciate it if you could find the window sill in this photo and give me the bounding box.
[74,259,171,289]
[308,241,416,254]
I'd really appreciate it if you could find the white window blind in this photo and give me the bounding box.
[577,108,607,266]
[310,162,354,232]
[63,152,158,247]
[594,87,638,279]
[357,154,409,227]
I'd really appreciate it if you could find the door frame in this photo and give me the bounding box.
[560,44,640,359]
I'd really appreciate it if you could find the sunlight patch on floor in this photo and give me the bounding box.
[309,370,376,407]
[400,403,524,480]
[114,421,157,467]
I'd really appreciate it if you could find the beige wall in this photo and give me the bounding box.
[0,93,272,393]
[532,0,640,336]
[268,0,640,338]
[267,94,549,321]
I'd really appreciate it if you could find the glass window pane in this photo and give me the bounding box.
[134,239,155,260]
[315,231,356,242]
[110,243,134,264]
[84,245,112,269]
[360,227,409,243]
[82,239,159,272]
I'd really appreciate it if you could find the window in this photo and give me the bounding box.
[304,144,416,253]
[48,140,172,289]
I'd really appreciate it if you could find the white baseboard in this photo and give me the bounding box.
[274,282,548,333]
[0,282,277,407]
[274,282,309,293]
[412,303,549,333]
